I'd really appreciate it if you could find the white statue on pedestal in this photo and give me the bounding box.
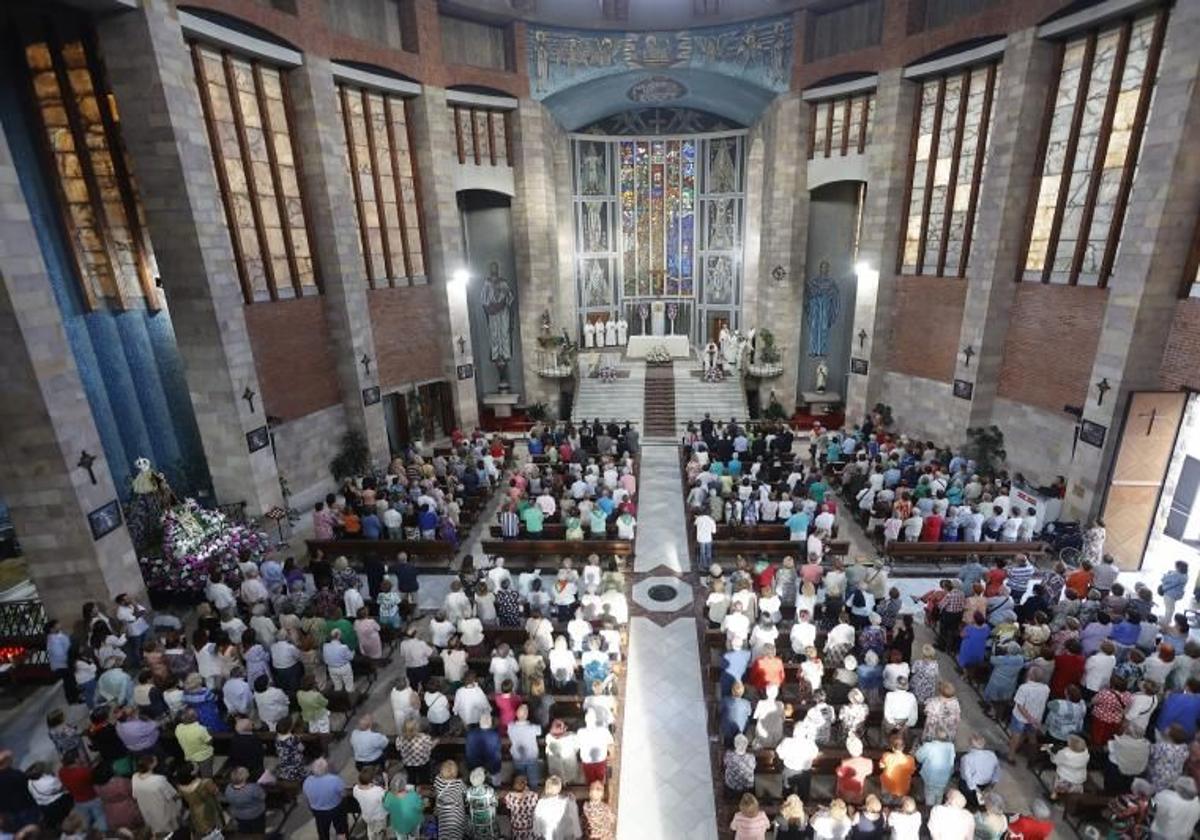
[605,319,618,347]
[583,320,596,349]
[815,359,829,393]
[616,318,628,345]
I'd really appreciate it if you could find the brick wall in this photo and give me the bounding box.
[369,284,447,388]
[886,276,966,383]
[996,283,1108,412]
[1162,298,1200,391]
[244,297,342,420]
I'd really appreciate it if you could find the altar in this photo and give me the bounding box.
[625,335,691,359]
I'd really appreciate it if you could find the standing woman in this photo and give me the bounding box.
[466,767,499,839]
[175,765,224,837]
[434,760,468,840]
[729,792,770,840]
[92,762,143,832]
[581,781,615,840]
[25,763,74,832]
[131,755,183,837]
[772,794,809,840]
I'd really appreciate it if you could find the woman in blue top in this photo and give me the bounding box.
[957,613,991,671]
[983,642,1027,712]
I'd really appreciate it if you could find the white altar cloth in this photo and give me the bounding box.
[625,335,691,359]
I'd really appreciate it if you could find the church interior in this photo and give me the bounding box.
[2,0,1200,837]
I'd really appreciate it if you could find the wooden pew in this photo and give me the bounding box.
[712,540,849,558]
[488,524,623,539]
[883,540,1048,561]
[305,539,456,567]
[480,539,634,559]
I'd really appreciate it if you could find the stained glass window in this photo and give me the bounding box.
[191,44,319,302]
[449,104,510,168]
[24,36,158,310]
[900,61,998,277]
[808,91,875,158]
[1021,8,1166,286]
[334,82,426,286]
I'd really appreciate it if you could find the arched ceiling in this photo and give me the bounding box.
[441,0,809,31]
[547,68,772,130]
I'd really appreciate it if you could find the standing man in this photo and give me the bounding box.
[45,621,77,704]
[695,510,717,566]
[114,593,150,669]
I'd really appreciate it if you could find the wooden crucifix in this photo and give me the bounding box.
[77,450,97,485]
[242,386,257,413]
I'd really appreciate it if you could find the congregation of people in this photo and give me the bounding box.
[10,433,630,840]
[682,417,1200,840]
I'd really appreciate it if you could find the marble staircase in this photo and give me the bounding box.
[571,353,645,429]
[671,360,749,438]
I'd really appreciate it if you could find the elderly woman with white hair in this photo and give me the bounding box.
[927,789,974,840]
[1152,776,1200,839]
[533,775,582,840]
[465,767,499,839]
[723,734,756,794]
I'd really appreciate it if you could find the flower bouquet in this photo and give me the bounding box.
[138,498,271,593]
[646,345,672,365]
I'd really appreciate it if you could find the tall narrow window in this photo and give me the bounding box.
[448,103,511,168]
[899,61,998,277]
[190,43,319,303]
[807,91,874,159]
[23,33,159,310]
[1021,8,1167,286]
[335,82,426,286]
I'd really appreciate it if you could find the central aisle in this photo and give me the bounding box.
[617,444,718,840]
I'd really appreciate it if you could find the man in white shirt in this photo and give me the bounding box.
[115,593,151,668]
[490,644,520,689]
[205,576,236,613]
[382,505,403,539]
[814,506,836,534]
[883,676,919,731]
[443,581,473,623]
[1084,641,1118,693]
[694,513,717,565]
[1151,776,1200,839]
[903,512,924,542]
[928,790,975,840]
[223,668,253,716]
[722,604,751,650]
[576,709,614,783]
[390,677,420,733]
[536,490,557,518]
[1007,667,1050,762]
[1000,513,1022,543]
[453,675,490,726]
[398,631,434,690]
[775,727,819,797]
[486,558,512,593]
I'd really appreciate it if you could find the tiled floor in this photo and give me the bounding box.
[617,442,718,838]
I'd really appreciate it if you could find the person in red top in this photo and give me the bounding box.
[492,680,523,737]
[920,513,944,543]
[1007,799,1055,840]
[1064,561,1094,599]
[1049,639,1087,698]
[489,439,506,460]
[835,735,873,805]
[748,646,785,693]
[58,751,106,832]
[983,560,1008,597]
[752,561,776,593]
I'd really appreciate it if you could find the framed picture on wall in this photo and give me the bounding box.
[246,426,270,453]
[953,379,974,400]
[456,364,474,381]
[87,500,123,541]
[362,386,381,406]
[850,357,869,375]
[1079,420,1107,448]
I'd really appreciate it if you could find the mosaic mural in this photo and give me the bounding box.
[529,16,794,99]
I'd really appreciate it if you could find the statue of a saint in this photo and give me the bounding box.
[481,260,515,368]
[585,260,608,306]
[804,260,841,357]
[711,139,736,193]
[815,359,829,393]
[585,201,604,251]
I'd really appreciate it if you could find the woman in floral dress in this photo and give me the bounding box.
[921,682,961,743]
[582,781,616,840]
[273,717,309,783]
[503,776,539,840]
[1148,724,1190,791]
[910,644,939,705]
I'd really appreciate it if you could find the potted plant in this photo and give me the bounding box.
[526,401,549,422]
[329,430,371,481]
[964,425,1007,472]
[747,328,784,378]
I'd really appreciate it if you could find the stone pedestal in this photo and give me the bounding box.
[483,393,520,418]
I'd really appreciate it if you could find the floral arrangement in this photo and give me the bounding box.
[138,498,271,593]
[645,345,673,365]
[599,362,618,383]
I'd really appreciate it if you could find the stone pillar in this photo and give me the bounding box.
[952,30,1059,435]
[747,94,808,413]
[406,86,480,429]
[286,57,389,462]
[96,0,282,515]
[845,69,919,423]
[510,99,567,411]
[0,118,145,620]
[1065,2,1200,519]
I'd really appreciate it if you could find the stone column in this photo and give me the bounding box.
[510,99,567,411]
[747,93,808,413]
[1065,2,1200,519]
[406,86,480,429]
[0,119,145,620]
[951,30,1059,435]
[286,57,389,462]
[845,69,919,423]
[96,0,281,515]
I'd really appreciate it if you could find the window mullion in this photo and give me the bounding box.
[362,90,395,285]
[916,76,947,276]
[959,63,997,279]
[339,84,375,287]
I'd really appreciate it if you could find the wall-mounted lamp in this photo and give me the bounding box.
[771,265,788,285]
[449,268,470,291]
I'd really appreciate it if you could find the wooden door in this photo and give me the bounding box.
[1099,391,1187,570]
